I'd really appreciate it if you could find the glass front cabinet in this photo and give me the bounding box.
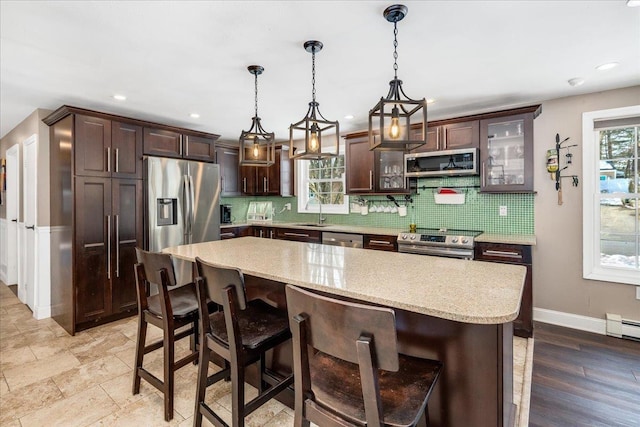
[480,112,536,192]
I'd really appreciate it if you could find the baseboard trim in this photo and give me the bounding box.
[533,307,606,335]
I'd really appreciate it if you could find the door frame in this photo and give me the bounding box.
[5,144,20,288]
[22,134,38,311]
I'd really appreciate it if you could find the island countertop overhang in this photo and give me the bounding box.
[164,237,526,324]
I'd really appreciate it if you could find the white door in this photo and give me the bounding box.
[23,135,38,310]
[5,144,20,287]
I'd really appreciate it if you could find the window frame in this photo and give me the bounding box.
[296,150,349,215]
[582,105,640,286]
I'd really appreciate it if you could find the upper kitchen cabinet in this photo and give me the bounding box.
[74,114,143,179]
[240,146,292,196]
[345,132,408,195]
[479,106,540,192]
[411,119,479,154]
[215,144,241,196]
[143,127,217,162]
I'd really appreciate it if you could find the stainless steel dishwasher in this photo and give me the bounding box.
[322,232,363,248]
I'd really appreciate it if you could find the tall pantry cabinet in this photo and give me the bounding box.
[45,106,144,334]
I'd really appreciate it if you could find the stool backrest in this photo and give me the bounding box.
[285,284,399,371]
[195,257,247,310]
[135,248,177,288]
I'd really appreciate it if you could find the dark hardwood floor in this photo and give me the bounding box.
[529,322,640,427]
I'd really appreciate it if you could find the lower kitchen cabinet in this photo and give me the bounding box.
[475,242,532,338]
[220,226,250,240]
[275,228,322,243]
[75,177,143,327]
[364,234,398,251]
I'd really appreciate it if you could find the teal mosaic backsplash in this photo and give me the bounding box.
[221,176,534,234]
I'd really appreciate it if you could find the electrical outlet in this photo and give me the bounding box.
[636,286,640,300]
[499,206,508,216]
[284,203,291,211]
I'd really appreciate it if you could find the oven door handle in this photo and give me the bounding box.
[399,245,473,259]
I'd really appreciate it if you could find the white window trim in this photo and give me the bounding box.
[296,150,349,215]
[582,105,640,286]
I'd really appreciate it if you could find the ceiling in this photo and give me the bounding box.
[1,1,639,142]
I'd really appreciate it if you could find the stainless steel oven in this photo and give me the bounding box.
[397,228,482,259]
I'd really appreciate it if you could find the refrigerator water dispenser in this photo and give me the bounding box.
[157,198,178,226]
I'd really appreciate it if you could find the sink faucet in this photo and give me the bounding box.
[319,200,326,224]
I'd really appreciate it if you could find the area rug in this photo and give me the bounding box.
[514,336,535,427]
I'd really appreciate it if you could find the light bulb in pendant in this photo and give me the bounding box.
[389,105,400,139]
[310,123,319,151]
[252,136,260,158]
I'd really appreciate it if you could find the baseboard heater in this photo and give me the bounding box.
[606,313,640,342]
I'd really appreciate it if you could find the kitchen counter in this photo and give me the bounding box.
[164,236,523,427]
[221,222,536,244]
[164,237,526,324]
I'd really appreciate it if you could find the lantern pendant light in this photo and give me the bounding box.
[369,4,427,152]
[289,40,340,160]
[239,65,275,166]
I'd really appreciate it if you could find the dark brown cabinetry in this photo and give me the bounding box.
[143,127,217,162]
[475,242,532,338]
[45,105,219,334]
[412,119,480,154]
[480,110,536,192]
[363,234,397,252]
[345,133,408,195]
[75,177,142,323]
[275,228,322,243]
[220,226,250,240]
[75,116,143,179]
[240,147,292,196]
[215,145,241,196]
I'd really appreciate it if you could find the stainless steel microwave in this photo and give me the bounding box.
[404,148,479,177]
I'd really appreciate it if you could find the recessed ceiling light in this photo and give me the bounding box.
[627,0,640,7]
[190,113,200,119]
[344,114,354,120]
[426,99,436,104]
[113,94,127,101]
[595,62,619,71]
[568,77,585,87]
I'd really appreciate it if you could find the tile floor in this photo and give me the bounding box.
[0,282,531,426]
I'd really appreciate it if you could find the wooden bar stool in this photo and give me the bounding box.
[193,257,293,427]
[132,248,200,421]
[285,284,443,427]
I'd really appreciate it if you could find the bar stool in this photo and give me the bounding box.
[193,257,293,427]
[132,248,200,421]
[285,284,443,427]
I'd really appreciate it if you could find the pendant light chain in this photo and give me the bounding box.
[254,71,259,118]
[311,48,317,103]
[393,20,399,79]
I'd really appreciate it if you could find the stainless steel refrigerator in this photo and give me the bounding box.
[145,156,220,283]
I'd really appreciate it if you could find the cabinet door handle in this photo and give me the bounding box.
[243,177,247,193]
[263,177,268,192]
[269,229,274,239]
[259,229,264,238]
[106,215,111,280]
[179,135,184,156]
[482,162,486,187]
[369,170,373,190]
[114,148,119,173]
[284,232,310,238]
[220,232,235,238]
[369,240,392,245]
[483,249,522,259]
[106,147,111,172]
[115,214,120,278]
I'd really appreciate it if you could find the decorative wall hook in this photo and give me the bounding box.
[548,133,579,205]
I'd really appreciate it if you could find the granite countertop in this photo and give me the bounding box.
[221,221,536,245]
[164,237,526,325]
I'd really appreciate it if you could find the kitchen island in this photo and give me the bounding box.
[164,237,526,427]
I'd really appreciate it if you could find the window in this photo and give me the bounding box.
[583,105,640,285]
[297,154,349,214]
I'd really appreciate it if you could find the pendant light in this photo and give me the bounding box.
[369,4,427,151]
[239,65,275,166]
[289,40,340,160]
